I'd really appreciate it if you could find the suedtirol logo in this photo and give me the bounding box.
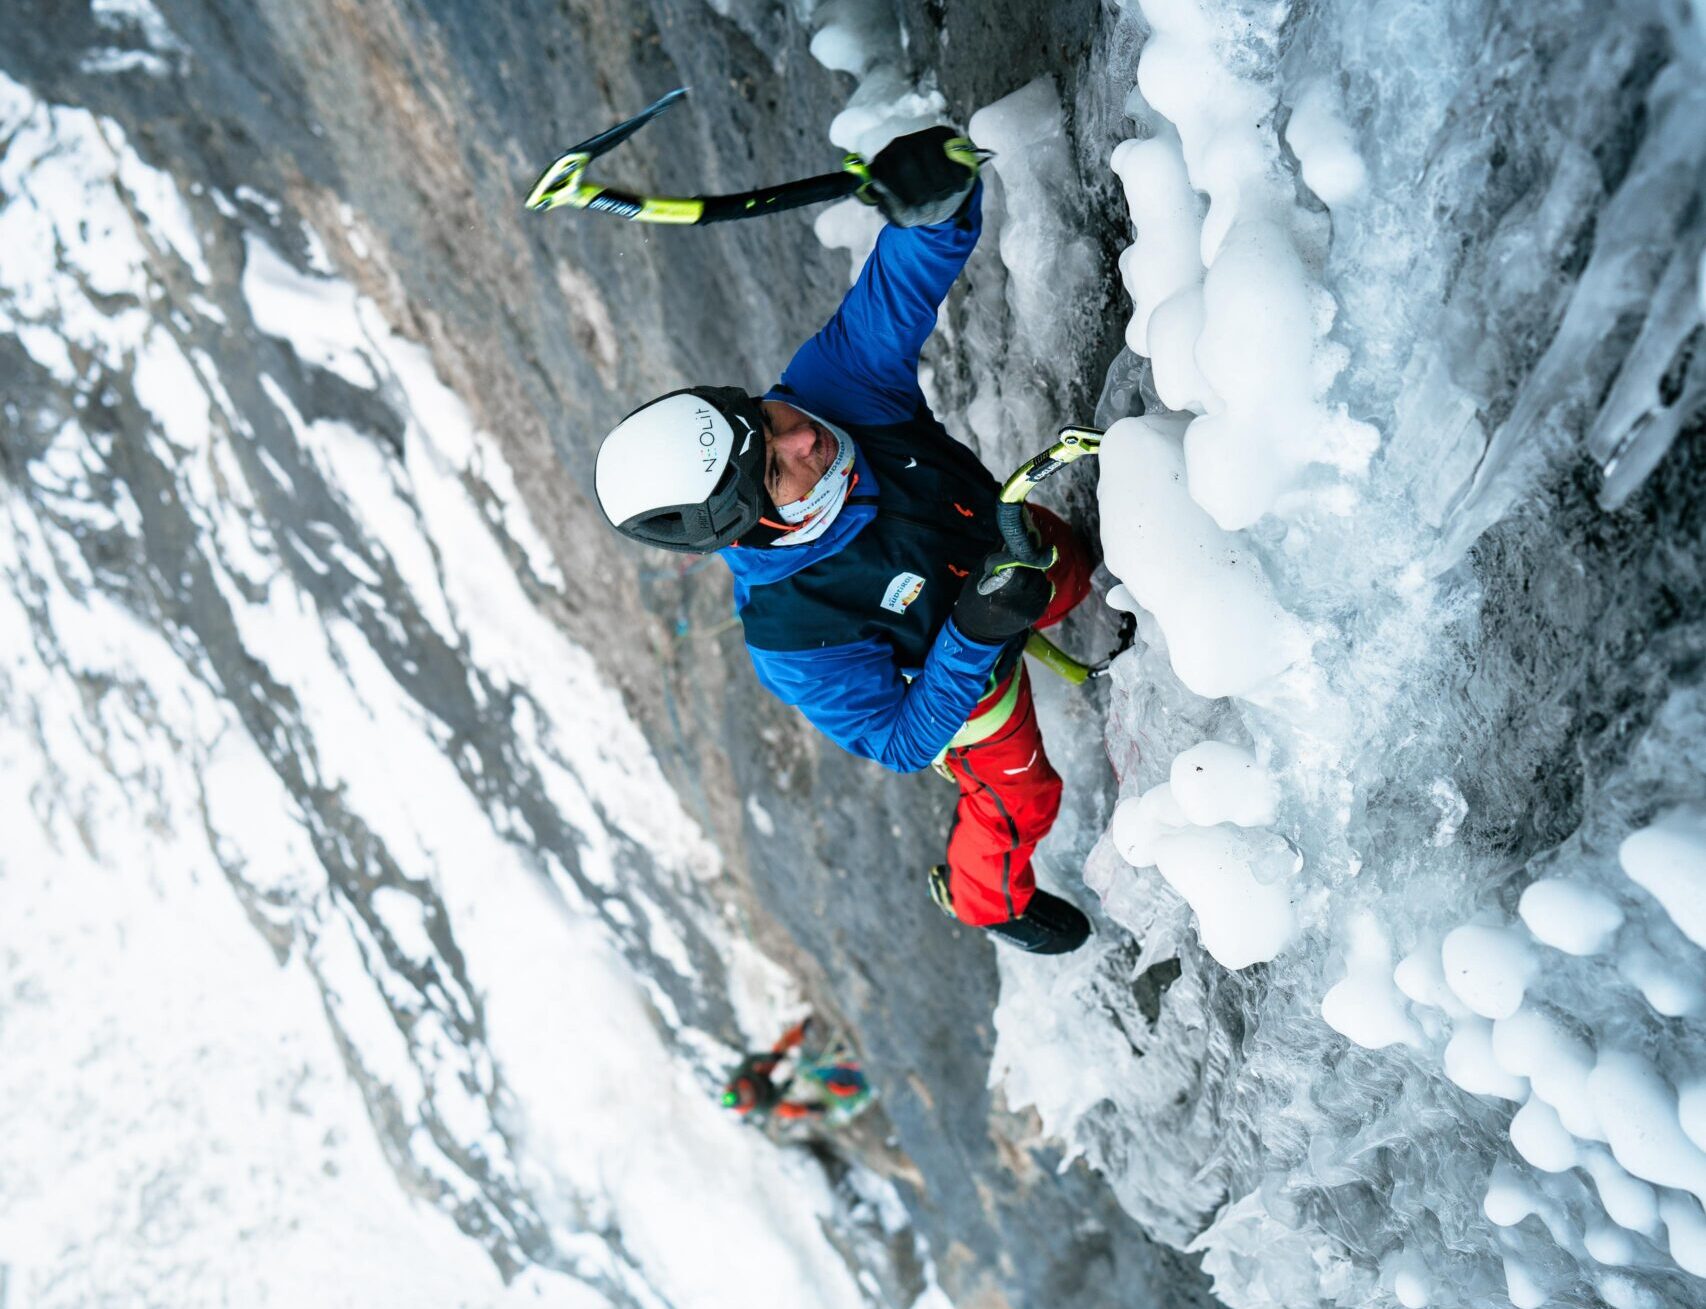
[696,405,719,473]
[880,572,926,615]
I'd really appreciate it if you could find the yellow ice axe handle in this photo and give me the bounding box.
[993,426,1104,568]
[1024,631,1091,686]
[526,152,862,224]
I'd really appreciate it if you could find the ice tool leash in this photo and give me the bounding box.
[524,87,979,225]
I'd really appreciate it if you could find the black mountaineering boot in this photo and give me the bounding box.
[984,889,1092,955]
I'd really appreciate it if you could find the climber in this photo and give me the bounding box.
[594,126,1093,954]
[721,1020,869,1124]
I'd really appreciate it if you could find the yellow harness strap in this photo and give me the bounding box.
[939,669,1024,761]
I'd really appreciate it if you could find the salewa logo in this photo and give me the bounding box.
[904,457,918,469]
[880,571,926,615]
[735,412,756,456]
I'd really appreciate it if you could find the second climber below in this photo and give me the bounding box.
[593,126,1093,954]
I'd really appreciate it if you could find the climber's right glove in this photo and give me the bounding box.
[857,125,981,227]
[951,548,1054,646]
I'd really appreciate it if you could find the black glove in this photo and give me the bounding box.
[951,550,1053,645]
[860,126,980,227]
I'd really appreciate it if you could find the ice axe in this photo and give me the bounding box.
[526,87,873,224]
[989,426,1135,684]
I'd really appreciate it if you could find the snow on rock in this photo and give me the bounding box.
[0,64,883,1302]
[969,79,1101,353]
[1095,415,1308,698]
[1482,1162,1546,1227]
[1109,130,1214,411]
[1501,1252,1550,1309]
[1110,782,1191,868]
[806,0,895,76]
[1582,1147,1662,1236]
[1659,1191,1706,1277]
[1518,877,1625,956]
[1146,825,1300,969]
[722,935,807,1058]
[1490,1006,1602,1141]
[1440,923,1538,1020]
[1444,1018,1529,1102]
[1619,807,1706,948]
[1394,941,1470,1017]
[1115,798,1301,969]
[1186,218,1377,529]
[1508,1096,1580,1173]
[1379,1247,1432,1308]
[1168,740,1280,828]
[1587,1052,1706,1203]
[1617,931,1704,1017]
[242,234,377,388]
[1584,1221,1639,1266]
[1321,912,1422,1049]
[1679,1080,1706,1154]
[1112,0,1380,530]
[81,0,190,82]
[1284,81,1368,209]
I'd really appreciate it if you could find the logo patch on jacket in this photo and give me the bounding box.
[880,572,926,615]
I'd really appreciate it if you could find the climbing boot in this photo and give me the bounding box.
[984,889,1092,955]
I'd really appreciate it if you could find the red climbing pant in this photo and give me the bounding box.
[941,506,1092,927]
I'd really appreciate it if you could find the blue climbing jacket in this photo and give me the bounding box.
[720,186,1016,773]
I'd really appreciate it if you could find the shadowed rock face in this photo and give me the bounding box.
[1,2,1215,1304]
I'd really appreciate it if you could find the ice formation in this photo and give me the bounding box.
[1620,808,1706,948]
[8,0,1706,1304]
[1441,924,1539,1021]
[988,1,1706,1306]
[1518,877,1626,956]
[1283,81,1368,210]
[1320,913,1422,1050]
[1491,1007,1600,1141]
[1095,415,1307,699]
[1444,1020,1528,1103]
[1168,741,1280,829]
[1111,737,1301,972]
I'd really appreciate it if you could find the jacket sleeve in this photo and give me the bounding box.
[774,184,983,426]
[745,617,1006,773]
